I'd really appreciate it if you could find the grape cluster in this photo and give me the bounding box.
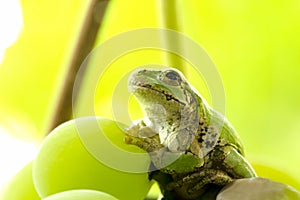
[1,117,154,200]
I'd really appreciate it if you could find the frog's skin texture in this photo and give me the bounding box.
[125,68,256,200]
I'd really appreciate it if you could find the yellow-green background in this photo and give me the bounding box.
[1,0,300,191]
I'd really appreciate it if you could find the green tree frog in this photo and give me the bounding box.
[125,68,256,200]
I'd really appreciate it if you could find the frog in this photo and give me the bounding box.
[125,68,257,200]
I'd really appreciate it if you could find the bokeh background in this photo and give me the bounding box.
[1,0,300,195]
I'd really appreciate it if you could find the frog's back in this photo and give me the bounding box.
[209,109,245,155]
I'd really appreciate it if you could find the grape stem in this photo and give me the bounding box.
[45,0,110,134]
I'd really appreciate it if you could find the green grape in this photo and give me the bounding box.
[33,117,152,200]
[42,189,118,200]
[1,161,40,200]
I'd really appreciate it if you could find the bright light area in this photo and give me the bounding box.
[0,126,38,191]
[0,0,23,63]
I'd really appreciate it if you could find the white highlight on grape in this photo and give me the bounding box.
[0,126,38,192]
[0,0,23,64]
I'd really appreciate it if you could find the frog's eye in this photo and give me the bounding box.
[161,70,182,86]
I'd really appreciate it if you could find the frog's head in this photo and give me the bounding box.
[128,68,204,151]
[128,68,197,106]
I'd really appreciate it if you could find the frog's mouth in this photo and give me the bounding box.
[129,83,185,106]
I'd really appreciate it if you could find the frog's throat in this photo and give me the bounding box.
[134,88,181,120]
[132,86,202,152]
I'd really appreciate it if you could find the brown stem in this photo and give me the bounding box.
[46,0,110,134]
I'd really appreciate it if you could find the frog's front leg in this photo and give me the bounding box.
[125,119,163,152]
[125,120,183,170]
[212,145,257,178]
[126,119,157,138]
